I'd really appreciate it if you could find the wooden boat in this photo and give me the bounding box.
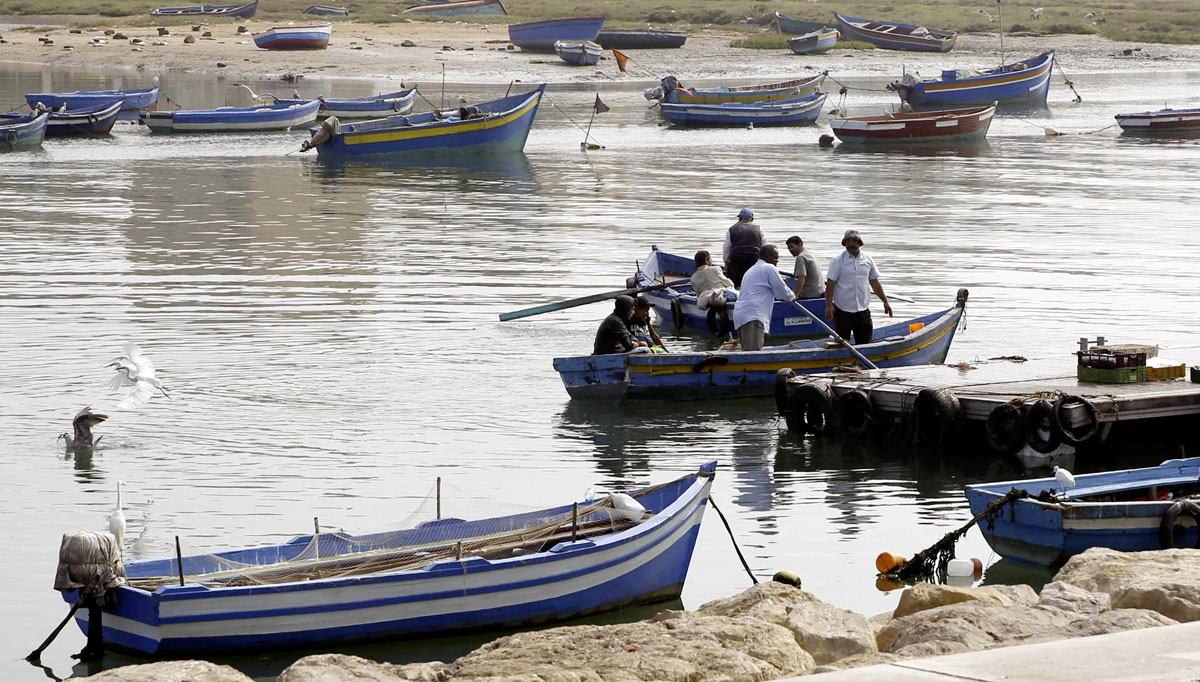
[303,4,348,15]
[0,112,49,150]
[151,0,257,17]
[37,100,123,136]
[775,11,827,35]
[403,0,506,16]
[596,29,686,49]
[253,23,332,50]
[141,100,320,133]
[1116,107,1200,134]
[965,457,1200,566]
[654,74,825,105]
[508,17,605,52]
[273,90,417,119]
[554,293,967,402]
[305,86,544,159]
[830,103,995,145]
[660,92,826,127]
[25,86,158,112]
[834,12,956,52]
[889,51,1054,109]
[633,246,829,338]
[555,40,602,66]
[788,28,839,55]
[62,462,715,654]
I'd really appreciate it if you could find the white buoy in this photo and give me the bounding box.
[947,558,974,577]
[610,493,647,522]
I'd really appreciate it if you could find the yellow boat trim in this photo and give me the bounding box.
[345,93,540,146]
[676,83,821,104]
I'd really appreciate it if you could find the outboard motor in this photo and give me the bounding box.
[643,85,665,101]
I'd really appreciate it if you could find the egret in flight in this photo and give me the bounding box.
[107,342,170,410]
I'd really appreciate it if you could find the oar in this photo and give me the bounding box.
[499,279,690,322]
[793,301,878,371]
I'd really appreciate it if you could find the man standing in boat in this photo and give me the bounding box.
[785,235,823,300]
[824,230,892,345]
[723,208,764,288]
[732,245,795,351]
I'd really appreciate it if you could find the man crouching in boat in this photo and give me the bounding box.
[593,295,650,355]
[628,295,665,349]
[731,245,795,351]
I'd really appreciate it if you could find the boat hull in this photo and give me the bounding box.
[596,30,686,49]
[43,101,123,136]
[508,17,604,52]
[555,40,602,66]
[775,12,827,35]
[660,93,826,127]
[151,0,257,16]
[253,24,332,50]
[1116,108,1200,134]
[403,0,506,15]
[141,100,320,133]
[834,12,956,52]
[0,112,48,150]
[831,104,995,145]
[25,87,158,112]
[787,28,839,55]
[303,4,349,15]
[896,51,1054,108]
[664,74,824,105]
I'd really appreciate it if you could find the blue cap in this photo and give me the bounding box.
[737,208,754,220]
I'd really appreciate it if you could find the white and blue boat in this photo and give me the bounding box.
[63,462,715,655]
[252,22,333,50]
[303,4,348,15]
[274,89,416,119]
[652,74,825,105]
[554,291,967,401]
[788,28,839,55]
[889,51,1055,109]
[141,100,320,133]
[660,92,826,127]
[305,86,544,159]
[966,458,1200,567]
[508,17,605,52]
[554,39,603,66]
[27,100,123,136]
[0,112,49,150]
[24,86,158,112]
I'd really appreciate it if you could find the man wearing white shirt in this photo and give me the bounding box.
[732,245,796,351]
[824,230,892,345]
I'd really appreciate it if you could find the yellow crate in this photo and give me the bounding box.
[1146,364,1186,381]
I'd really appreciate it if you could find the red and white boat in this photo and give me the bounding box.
[830,103,995,145]
[252,22,332,50]
[1115,107,1200,134]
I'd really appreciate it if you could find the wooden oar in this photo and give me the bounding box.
[499,279,690,322]
[793,301,878,370]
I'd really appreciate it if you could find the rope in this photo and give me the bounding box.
[545,95,604,148]
[1007,113,1118,138]
[822,70,891,94]
[709,495,758,585]
[1052,55,1084,103]
[163,94,184,110]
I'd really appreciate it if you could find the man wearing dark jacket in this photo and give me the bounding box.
[723,208,764,288]
[593,295,647,355]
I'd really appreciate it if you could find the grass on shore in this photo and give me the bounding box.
[730,34,875,50]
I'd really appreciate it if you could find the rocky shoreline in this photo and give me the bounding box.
[87,547,1200,681]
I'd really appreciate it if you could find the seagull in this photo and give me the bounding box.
[292,89,301,99]
[976,9,996,22]
[1083,12,1095,20]
[1053,466,1076,495]
[107,342,170,410]
[109,480,126,551]
[59,407,107,448]
[234,83,279,103]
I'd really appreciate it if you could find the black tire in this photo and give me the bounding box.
[670,298,684,330]
[1024,399,1062,454]
[833,389,875,438]
[1159,500,1200,549]
[775,368,795,417]
[4,130,15,146]
[625,276,638,289]
[1054,395,1100,446]
[913,388,964,448]
[787,382,833,434]
[985,403,1026,455]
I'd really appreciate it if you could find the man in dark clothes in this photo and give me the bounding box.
[723,208,764,288]
[593,295,648,355]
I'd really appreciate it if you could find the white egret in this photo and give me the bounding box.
[59,406,107,448]
[1053,466,1076,495]
[234,83,279,103]
[107,342,170,410]
[1031,7,1043,19]
[109,480,126,550]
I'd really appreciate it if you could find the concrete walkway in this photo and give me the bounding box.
[795,621,1200,681]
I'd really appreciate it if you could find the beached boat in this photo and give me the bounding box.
[305,86,544,159]
[889,51,1054,109]
[25,86,158,112]
[775,11,827,35]
[62,462,715,654]
[555,40,603,66]
[651,74,825,105]
[272,90,417,119]
[141,100,321,133]
[303,4,348,15]
[151,0,257,17]
[830,103,995,145]
[788,28,839,55]
[834,12,956,52]
[253,23,332,50]
[660,92,826,127]
[595,29,686,49]
[403,0,506,16]
[966,457,1200,566]
[1116,107,1200,134]
[508,17,605,52]
[37,100,123,136]
[554,292,966,402]
[0,112,49,150]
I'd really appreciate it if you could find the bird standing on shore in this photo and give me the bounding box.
[107,342,170,410]
[59,407,107,448]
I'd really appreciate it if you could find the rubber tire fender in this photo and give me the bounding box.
[88,113,99,125]
[1054,394,1100,446]
[670,297,684,330]
[4,130,16,146]
[833,389,876,438]
[985,403,1026,455]
[1159,499,1200,549]
[775,368,795,417]
[786,382,833,434]
[913,388,964,448]
[1024,399,1063,454]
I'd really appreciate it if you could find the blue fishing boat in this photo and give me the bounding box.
[29,100,123,136]
[0,112,49,150]
[61,462,715,654]
[834,12,957,52]
[141,100,320,133]
[304,86,544,159]
[555,40,603,66]
[553,292,967,401]
[660,92,826,127]
[651,74,825,105]
[508,17,605,52]
[272,89,417,119]
[151,0,257,16]
[788,28,839,55]
[775,11,827,35]
[965,458,1200,567]
[24,86,158,112]
[889,51,1054,109]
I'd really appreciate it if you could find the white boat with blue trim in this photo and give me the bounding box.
[141,100,321,133]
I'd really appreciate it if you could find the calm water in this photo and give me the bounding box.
[2,61,1200,681]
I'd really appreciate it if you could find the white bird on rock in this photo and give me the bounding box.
[1053,466,1076,494]
[109,480,126,550]
[107,342,170,410]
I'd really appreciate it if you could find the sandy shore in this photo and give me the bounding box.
[2,17,1200,87]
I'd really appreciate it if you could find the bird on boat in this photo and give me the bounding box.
[59,407,107,448]
[109,480,126,551]
[1053,466,1076,495]
[107,342,170,410]
[234,83,279,103]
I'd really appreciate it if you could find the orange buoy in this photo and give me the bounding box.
[875,551,906,574]
[971,557,984,577]
[875,575,905,592]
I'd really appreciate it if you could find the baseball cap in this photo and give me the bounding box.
[737,208,754,220]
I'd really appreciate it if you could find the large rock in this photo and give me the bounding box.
[278,654,445,681]
[810,652,901,674]
[1061,608,1177,637]
[1038,580,1111,615]
[782,600,877,665]
[697,580,817,623]
[891,582,1038,618]
[876,601,1078,653]
[87,660,253,682]
[1054,547,1200,622]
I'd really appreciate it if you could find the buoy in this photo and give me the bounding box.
[970,557,984,574]
[875,576,904,592]
[945,573,974,587]
[772,569,802,587]
[947,558,974,577]
[875,551,906,574]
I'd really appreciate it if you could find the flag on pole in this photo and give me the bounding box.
[612,49,629,74]
[593,94,610,115]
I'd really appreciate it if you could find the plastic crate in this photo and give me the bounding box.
[1146,364,1186,381]
[1077,365,1146,383]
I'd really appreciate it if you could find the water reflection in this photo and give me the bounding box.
[833,140,993,158]
[307,152,538,193]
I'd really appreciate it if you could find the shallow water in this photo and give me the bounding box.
[1,62,1200,681]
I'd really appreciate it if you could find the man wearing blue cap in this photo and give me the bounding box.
[722,208,763,288]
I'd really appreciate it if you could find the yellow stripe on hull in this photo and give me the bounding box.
[345,95,540,146]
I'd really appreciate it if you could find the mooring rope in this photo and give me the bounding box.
[709,495,759,585]
[1052,55,1084,103]
[822,70,891,94]
[545,95,605,148]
